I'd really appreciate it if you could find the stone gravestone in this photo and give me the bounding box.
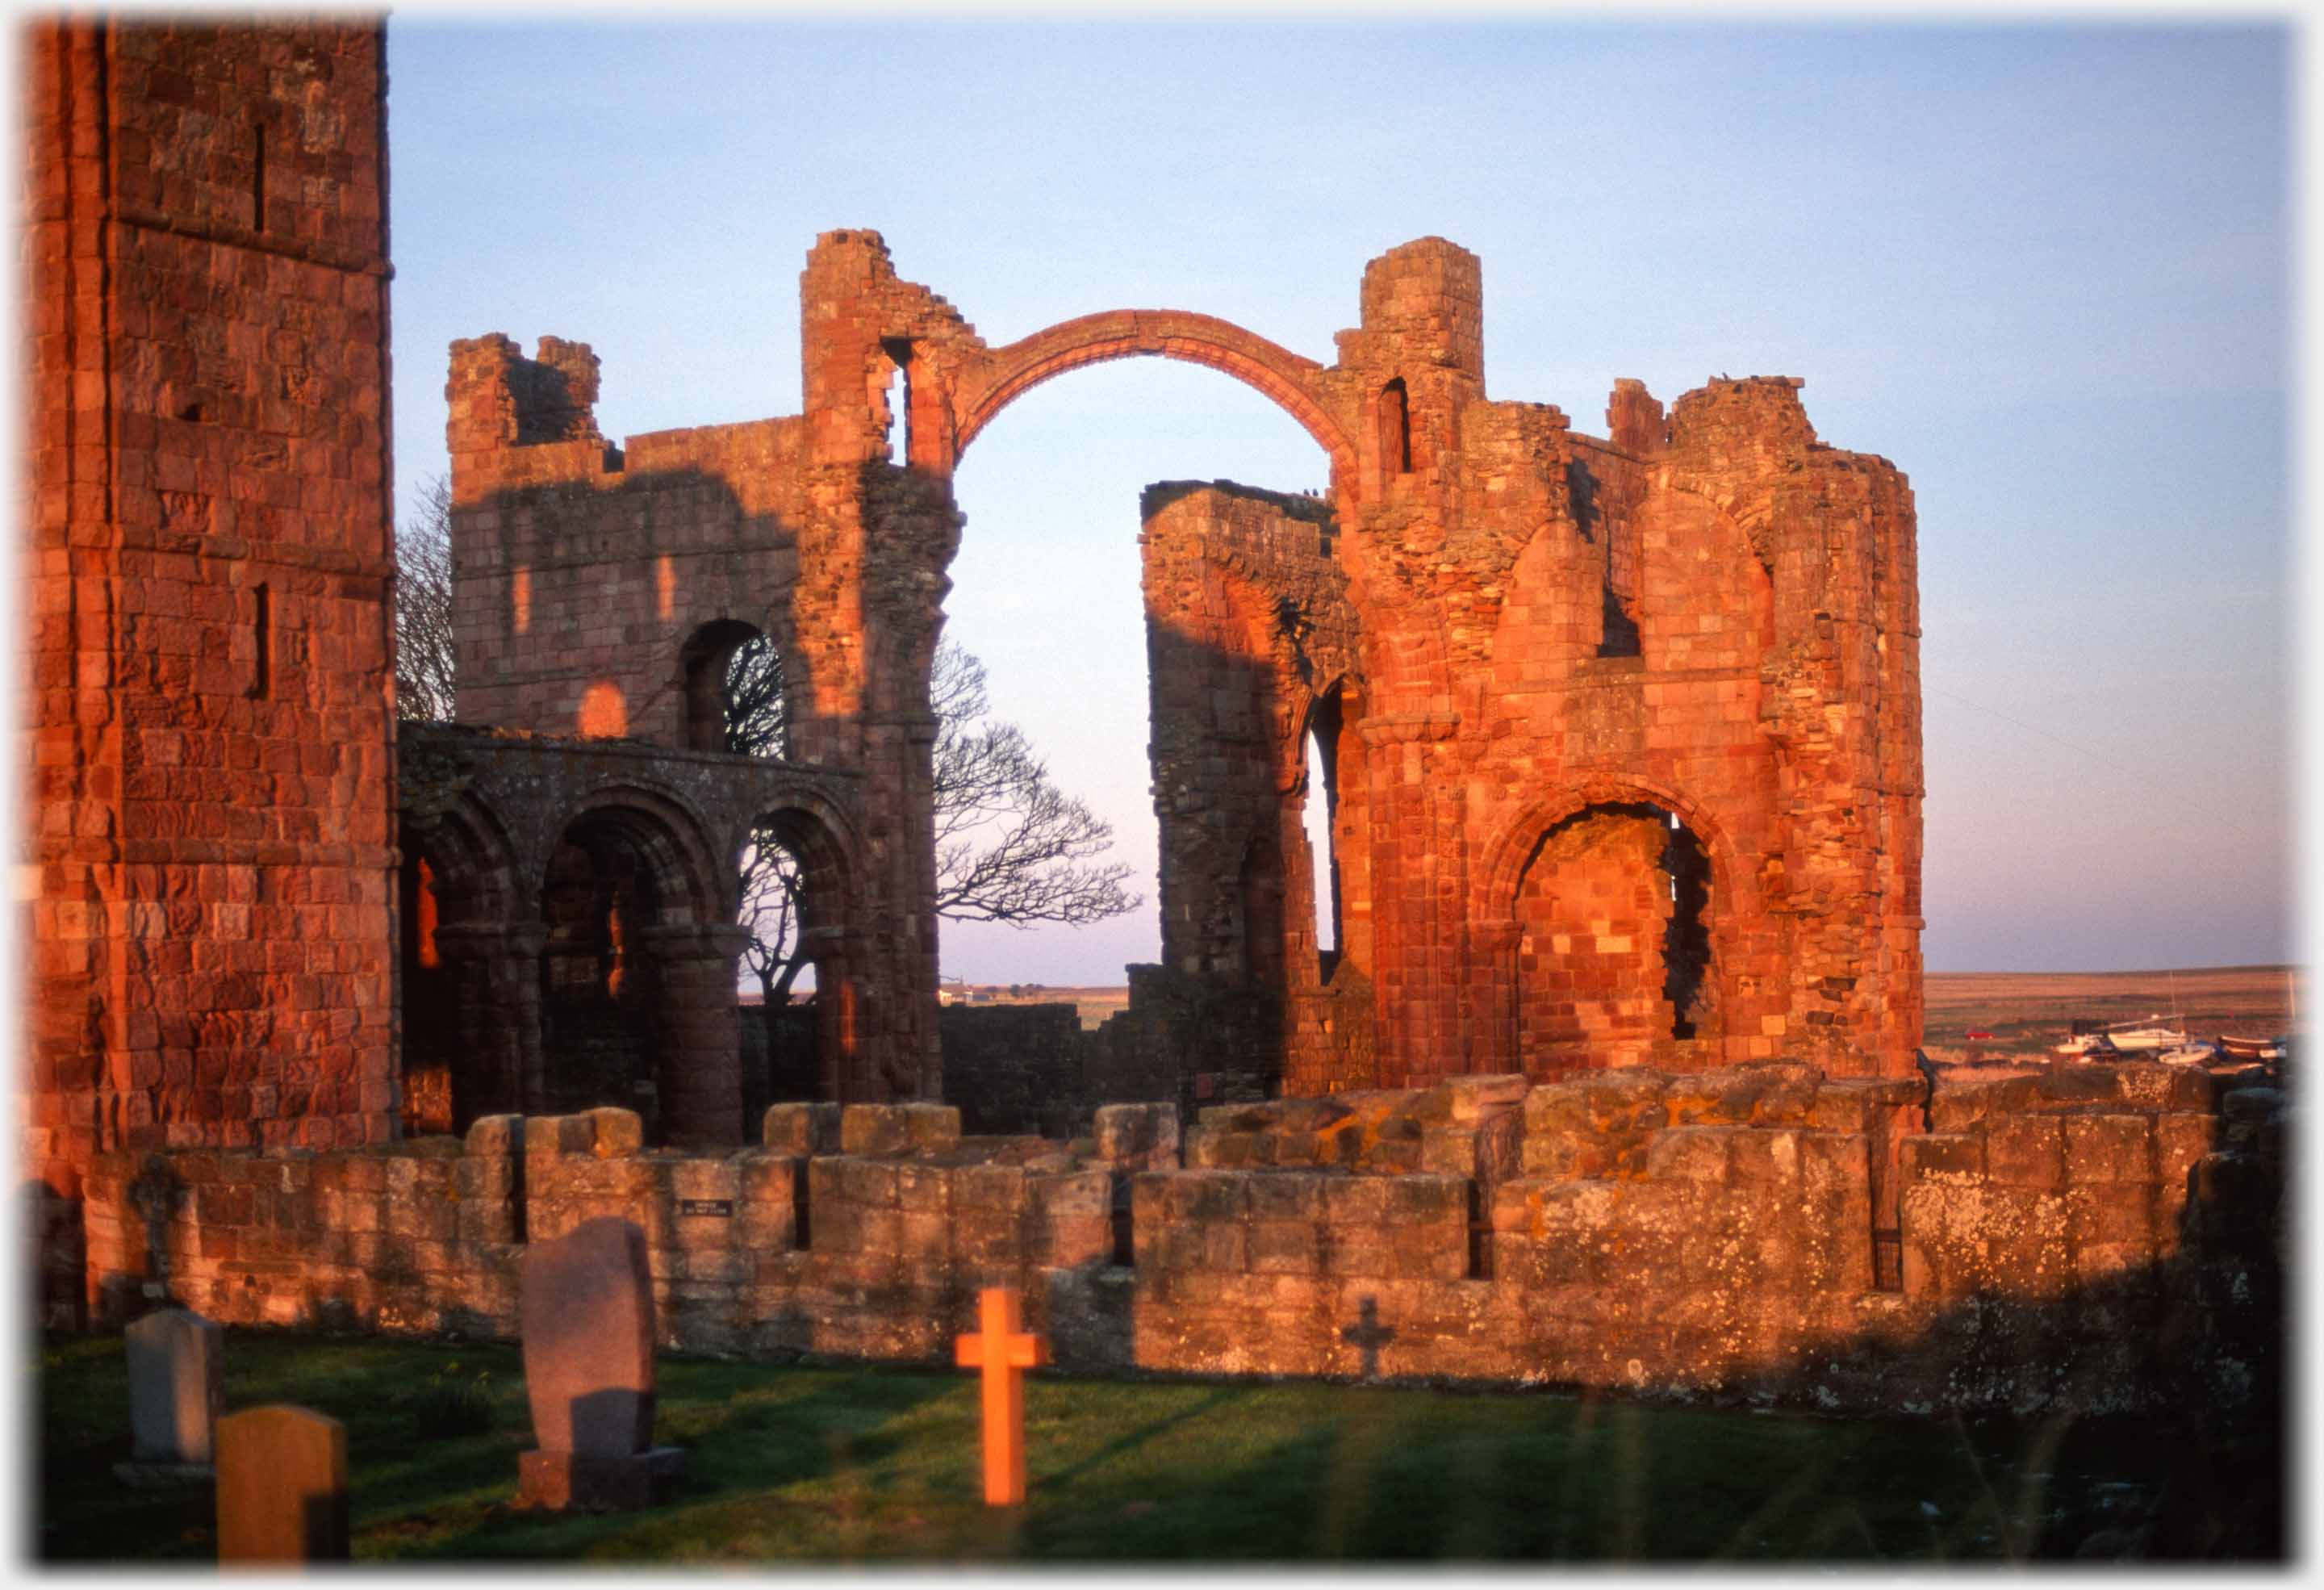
[215,1404,349,1563]
[114,1308,223,1486]
[516,1216,683,1510]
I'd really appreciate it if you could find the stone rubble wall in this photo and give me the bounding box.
[934,1004,1085,1137]
[75,1064,2277,1418]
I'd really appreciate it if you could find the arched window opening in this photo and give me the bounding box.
[738,805,851,1108]
[738,819,817,1115]
[1511,799,1719,1078]
[1379,378,1411,475]
[681,620,786,755]
[540,822,667,1133]
[1302,687,1345,981]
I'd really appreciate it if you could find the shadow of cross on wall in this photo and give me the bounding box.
[1340,1296,1395,1380]
[127,1156,185,1299]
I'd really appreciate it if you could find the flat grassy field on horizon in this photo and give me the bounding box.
[970,966,2300,1045]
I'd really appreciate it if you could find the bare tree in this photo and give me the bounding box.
[394,477,457,722]
[730,638,1139,1074]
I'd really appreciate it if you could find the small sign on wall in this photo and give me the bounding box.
[677,1199,734,1219]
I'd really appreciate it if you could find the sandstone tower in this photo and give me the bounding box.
[21,18,396,1320]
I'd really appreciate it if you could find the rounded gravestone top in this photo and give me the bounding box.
[520,1216,657,1457]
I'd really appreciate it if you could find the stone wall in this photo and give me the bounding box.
[934,1003,1084,1137]
[77,1063,2280,1420]
[22,19,396,1323]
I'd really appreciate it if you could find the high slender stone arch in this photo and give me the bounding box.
[951,310,1357,475]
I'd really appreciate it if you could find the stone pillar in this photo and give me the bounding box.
[897,709,943,1102]
[1356,711,1465,1086]
[1465,917,1522,1074]
[431,923,546,1125]
[642,923,751,1149]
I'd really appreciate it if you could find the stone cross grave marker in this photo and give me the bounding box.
[954,1286,1048,1506]
[517,1216,683,1510]
[215,1404,349,1563]
[115,1308,223,1486]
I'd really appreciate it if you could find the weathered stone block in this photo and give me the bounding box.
[1806,1089,1874,1136]
[1322,1175,1390,1224]
[1901,1132,1985,1182]
[526,1114,597,1159]
[463,1115,520,1157]
[894,1161,951,1212]
[1248,1220,1322,1275]
[587,1108,644,1158]
[1031,1169,1109,1221]
[762,1103,841,1157]
[1644,1127,1729,1183]
[1198,1223,1248,1273]
[1387,1227,1466,1282]
[833,1103,965,1157]
[1247,1171,1327,1222]
[1443,1073,1530,1123]
[825,1157,900,1208]
[2063,1115,2155,1184]
[1384,1175,1465,1224]
[671,1158,741,1202]
[1164,1171,1250,1223]
[2154,1112,2218,1194]
[1798,1130,1870,1198]
[1130,1174,1170,1236]
[945,1162,1022,1215]
[1093,1103,1180,1166]
[1983,1115,2064,1190]
[1321,1232,1388,1278]
[1418,1128,1478,1178]
[1724,1128,1802,1189]
[2065,1184,2156,1249]
[1037,1212,1111,1269]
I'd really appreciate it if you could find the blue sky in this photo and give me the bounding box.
[385,17,2293,982]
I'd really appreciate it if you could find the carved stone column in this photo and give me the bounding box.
[430,923,545,1127]
[642,922,752,1149]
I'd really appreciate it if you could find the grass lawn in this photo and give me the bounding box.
[27,1329,2268,1563]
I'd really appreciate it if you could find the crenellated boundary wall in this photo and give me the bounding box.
[77,1061,2282,1420]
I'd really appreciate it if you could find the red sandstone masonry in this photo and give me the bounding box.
[22,22,397,1327]
[437,229,1921,1112]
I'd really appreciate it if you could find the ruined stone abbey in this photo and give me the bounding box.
[23,19,2276,1420]
[418,220,1925,1140]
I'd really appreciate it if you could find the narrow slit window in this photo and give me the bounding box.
[249,120,266,232]
[881,339,913,466]
[1304,687,1345,981]
[1304,727,1337,972]
[1380,378,1411,475]
[249,582,271,699]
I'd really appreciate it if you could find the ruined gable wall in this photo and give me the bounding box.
[23,18,396,1281]
[443,336,821,748]
[1434,379,1919,1082]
